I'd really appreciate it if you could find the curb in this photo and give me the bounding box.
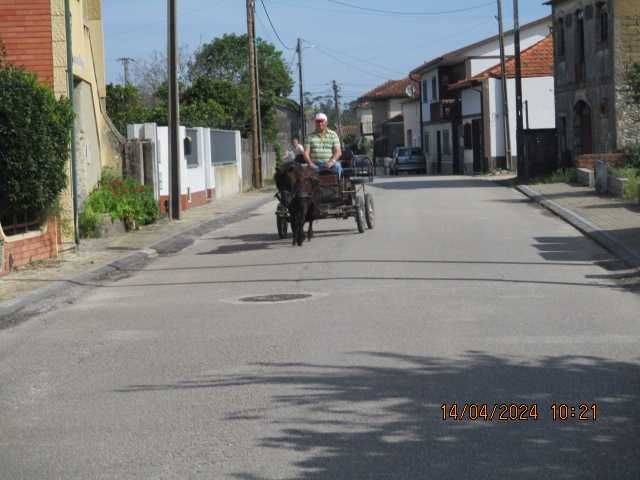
[0,192,276,329]
[516,184,640,270]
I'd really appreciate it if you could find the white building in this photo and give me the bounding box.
[450,35,555,174]
[410,16,551,174]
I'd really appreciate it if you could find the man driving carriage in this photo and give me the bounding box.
[304,112,343,177]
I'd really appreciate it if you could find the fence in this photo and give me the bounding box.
[240,139,277,192]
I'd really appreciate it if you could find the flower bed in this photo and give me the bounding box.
[79,169,159,238]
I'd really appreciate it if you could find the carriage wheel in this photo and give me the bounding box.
[277,215,288,239]
[364,193,375,229]
[354,195,365,234]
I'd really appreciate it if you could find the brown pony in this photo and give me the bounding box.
[274,161,321,246]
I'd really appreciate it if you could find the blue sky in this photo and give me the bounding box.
[103,0,550,103]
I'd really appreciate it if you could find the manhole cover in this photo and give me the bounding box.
[239,293,313,303]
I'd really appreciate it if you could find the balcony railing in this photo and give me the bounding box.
[430,99,460,122]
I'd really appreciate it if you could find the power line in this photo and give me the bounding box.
[259,0,294,50]
[325,0,495,16]
[306,40,406,77]
[312,45,394,80]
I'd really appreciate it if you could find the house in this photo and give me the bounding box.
[449,35,556,174]
[356,78,420,162]
[0,0,123,272]
[546,0,640,167]
[410,16,551,174]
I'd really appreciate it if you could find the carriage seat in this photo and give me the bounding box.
[318,172,339,186]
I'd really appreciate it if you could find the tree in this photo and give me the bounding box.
[0,67,74,221]
[182,77,248,131]
[190,34,293,141]
[133,47,192,107]
[106,84,151,135]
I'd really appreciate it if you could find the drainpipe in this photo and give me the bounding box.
[64,0,79,246]
[409,72,424,173]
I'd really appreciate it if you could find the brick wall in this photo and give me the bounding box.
[1,219,60,274]
[576,153,626,169]
[0,0,53,85]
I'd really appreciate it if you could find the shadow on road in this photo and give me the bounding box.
[115,351,640,479]
[197,230,356,255]
[373,179,499,191]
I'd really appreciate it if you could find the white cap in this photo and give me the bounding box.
[315,112,328,122]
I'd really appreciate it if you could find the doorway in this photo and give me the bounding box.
[436,131,442,174]
[574,101,592,156]
[472,119,483,173]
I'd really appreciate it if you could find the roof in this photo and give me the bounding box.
[357,77,419,102]
[449,34,554,91]
[340,124,359,137]
[410,15,551,75]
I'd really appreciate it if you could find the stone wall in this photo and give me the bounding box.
[614,0,640,149]
[552,0,616,162]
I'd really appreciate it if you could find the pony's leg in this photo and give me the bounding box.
[307,211,314,241]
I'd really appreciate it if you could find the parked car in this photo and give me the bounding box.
[390,147,426,175]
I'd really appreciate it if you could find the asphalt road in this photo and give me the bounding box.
[1,176,639,479]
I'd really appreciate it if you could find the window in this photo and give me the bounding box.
[422,79,429,104]
[557,18,566,57]
[424,132,430,155]
[431,77,438,103]
[442,129,450,155]
[598,3,609,44]
[185,129,199,168]
[463,123,473,149]
[575,10,586,83]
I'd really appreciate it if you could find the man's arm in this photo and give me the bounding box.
[328,135,342,166]
[304,145,314,166]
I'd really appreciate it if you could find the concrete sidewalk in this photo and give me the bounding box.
[0,189,276,327]
[517,182,640,269]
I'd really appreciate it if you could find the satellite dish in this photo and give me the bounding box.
[405,85,416,97]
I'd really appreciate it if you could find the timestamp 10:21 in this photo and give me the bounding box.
[551,403,598,421]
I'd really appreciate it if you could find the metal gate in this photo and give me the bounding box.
[522,129,558,180]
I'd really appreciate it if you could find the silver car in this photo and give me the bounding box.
[390,147,426,175]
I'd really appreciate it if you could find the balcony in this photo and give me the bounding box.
[429,99,459,122]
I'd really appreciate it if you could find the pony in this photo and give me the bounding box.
[274,161,321,246]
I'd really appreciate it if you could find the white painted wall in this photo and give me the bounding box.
[468,58,500,77]
[357,107,373,135]
[389,98,404,118]
[402,100,420,147]
[420,69,439,122]
[522,77,555,129]
[488,75,556,158]
[461,88,482,117]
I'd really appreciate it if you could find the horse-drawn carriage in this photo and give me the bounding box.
[274,156,375,243]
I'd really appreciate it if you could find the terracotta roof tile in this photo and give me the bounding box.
[358,77,419,102]
[449,34,554,90]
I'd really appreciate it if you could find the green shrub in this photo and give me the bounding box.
[0,66,74,221]
[530,168,578,185]
[624,144,640,169]
[79,170,159,237]
[610,166,640,201]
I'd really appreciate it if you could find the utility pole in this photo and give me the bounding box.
[117,57,135,86]
[497,0,512,171]
[64,0,79,246]
[167,0,181,220]
[513,0,526,180]
[247,0,262,188]
[332,80,343,142]
[297,38,306,142]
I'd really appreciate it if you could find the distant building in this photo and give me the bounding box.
[356,78,419,161]
[546,0,640,165]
